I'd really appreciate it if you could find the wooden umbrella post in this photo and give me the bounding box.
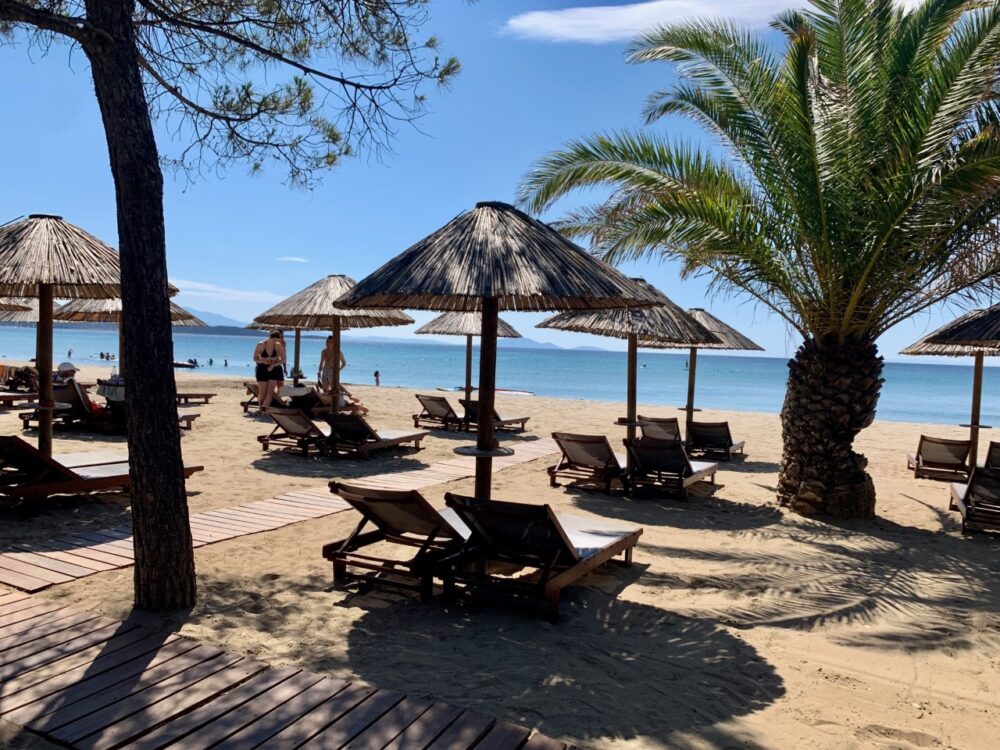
[331,319,342,402]
[685,346,698,445]
[464,334,474,402]
[37,283,54,456]
[969,351,985,468]
[626,333,638,470]
[292,329,302,385]
[474,297,499,500]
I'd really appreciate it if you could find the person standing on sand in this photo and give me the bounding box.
[374,370,380,387]
[253,330,286,409]
[318,336,346,393]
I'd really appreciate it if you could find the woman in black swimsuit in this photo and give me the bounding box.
[253,331,286,409]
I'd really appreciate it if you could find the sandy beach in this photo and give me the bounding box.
[1,363,998,749]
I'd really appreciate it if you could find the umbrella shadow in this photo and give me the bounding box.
[250,450,431,479]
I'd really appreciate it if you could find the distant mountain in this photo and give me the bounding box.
[185,308,249,328]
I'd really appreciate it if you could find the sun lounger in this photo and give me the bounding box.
[459,398,529,432]
[687,421,745,459]
[548,432,628,493]
[413,394,465,431]
[638,415,682,442]
[0,435,203,502]
[176,392,216,406]
[241,382,260,413]
[322,481,469,597]
[950,467,1000,534]
[907,435,971,479]
[981,441,1000,469]
[258,407,333,455]
[439,493,641,621]
[624,437,718,499]
[19,379,117,433]
[322,414,427,457]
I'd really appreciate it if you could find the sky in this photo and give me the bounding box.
[0,0,977,363]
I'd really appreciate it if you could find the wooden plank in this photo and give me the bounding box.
[0,591,30,608]
[0,631,177,704]
[195,511,277,531]
[210,676,352,748]
[2,638,202,722]
[342,696,433,750]
[474,722,532,750]
[21,644,224,733]
[29,540,133,567]
[170,670,327,750]
[0,612,103,658]
[0,621,136,683]
[0,559,64,591]
[383,703,465,750]
[218,506,306,525]
[11,544,114,572]
[114,667,301,750]
[54,654,251,747]
[0,605,76,639]
[0,596,56,620]
[0,549,96,578]
[299,689,404,748]
[248,500,328,519]
[260,684,377,748]
[262,496,341,514]
[424,711,494,749]
[57,535,135,559]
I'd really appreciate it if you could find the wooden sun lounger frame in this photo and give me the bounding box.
[624,438,718,500]
[412,394,465,431]
[176,392,216,406]
[322,482,465,598]
[257,407,331,455]
[951,472,1000,535]
[687,421,745,459]
[459,398,529,432]
[241,382,260,413]
[322,414,427,458]
[438,493,641,622]
[908,435,972,479]
[547,432,628,493]
[0,436,203,501]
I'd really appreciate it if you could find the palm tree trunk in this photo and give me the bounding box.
[777,336,883,519]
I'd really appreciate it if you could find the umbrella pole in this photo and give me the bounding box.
[970,351,984,468]
[626,333,638,471]
[293,329,302,385]
[464,334,473,402]
[331,319,342,401]
[685,347,698,446]
[37,284,53,457]
[475,297,499,500]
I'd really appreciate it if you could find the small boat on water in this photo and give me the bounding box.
[173,359,198,369]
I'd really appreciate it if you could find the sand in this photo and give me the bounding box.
[1,363,998,749]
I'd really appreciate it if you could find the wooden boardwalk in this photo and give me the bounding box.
[0,591,570,749]
[0,439,558,593]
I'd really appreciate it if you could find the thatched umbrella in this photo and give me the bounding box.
[637,308,762,438]
[538,280,719,457]
[901,305,1000,466]
[0,298,28,312]
[54,299,206,367]
[338,200,658,499]
[0,215,121,455]
[250,274,413,389]
[415,312,521,401]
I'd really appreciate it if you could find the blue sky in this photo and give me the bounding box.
[0,0,975,362]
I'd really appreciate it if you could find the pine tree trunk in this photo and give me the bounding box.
[84,0,196,609]
[776,336,884,519]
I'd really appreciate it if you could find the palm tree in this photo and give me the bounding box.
[519,0,1000,519]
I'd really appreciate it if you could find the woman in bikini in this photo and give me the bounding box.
[253,330,286,409]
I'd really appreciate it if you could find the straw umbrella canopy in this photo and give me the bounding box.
[338,200,659,499]
[250,274,413,389]
[0,214,121,455]
[901,305,1000,466]
[415,312,522,400]
[538,280,720,455]
[0,298,28,312]
[636,308,763,437]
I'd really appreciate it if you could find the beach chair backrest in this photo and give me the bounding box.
[625,438,692,478]
[690,421,733,449]
[325,413,379,443]
[967,467,1000,508]
[638,416,682,442]
[445,493,580,566]
[69,379,99,414]
[552,432,617,469]
[331,482,463,542]
[266,407,319,437]
[417,394,457,420]
[0,435,77,490]
[983,442,1000,469]
[459,398,480,422]
[916,435,970,469]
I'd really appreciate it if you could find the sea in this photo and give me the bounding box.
[0,325,988,427]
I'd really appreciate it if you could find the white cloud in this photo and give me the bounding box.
[169,279,284,305]
[276,256,309,263]
[503,1,920,44]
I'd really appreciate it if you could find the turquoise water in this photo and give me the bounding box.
[0,324,989,426]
